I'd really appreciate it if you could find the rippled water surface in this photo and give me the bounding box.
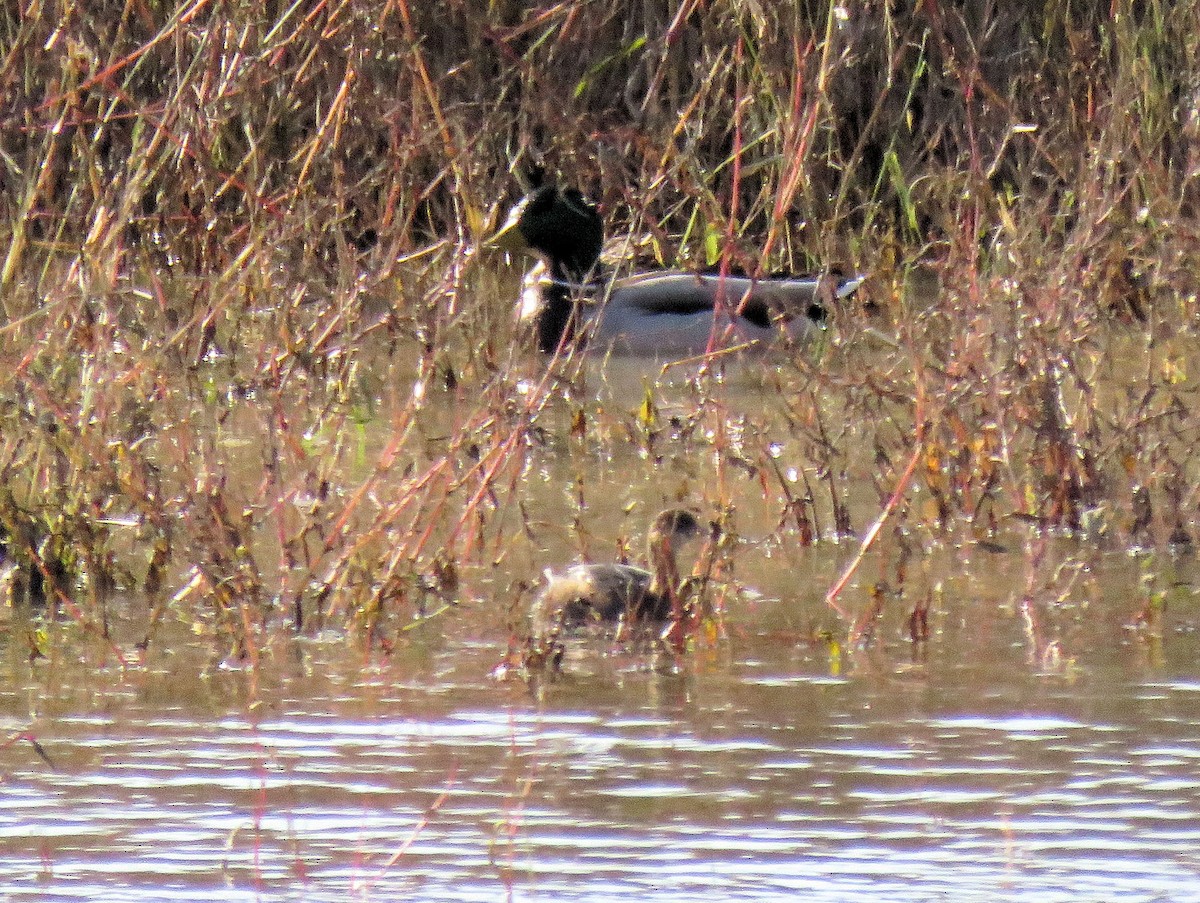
[4,554,1200,903]
[5,354,1200,902]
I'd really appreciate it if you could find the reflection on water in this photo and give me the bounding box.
[4,348,1200,903]
[3,555,1199,903]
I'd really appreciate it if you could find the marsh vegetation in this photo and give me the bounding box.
[1,1,1198,666]
[7,4,1200,900]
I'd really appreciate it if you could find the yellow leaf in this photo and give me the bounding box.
[463,202,484,240]
[704,220,722,267]
[638,384,657,429]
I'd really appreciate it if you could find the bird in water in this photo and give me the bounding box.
[491,184,865,358]
[529,508,706,641]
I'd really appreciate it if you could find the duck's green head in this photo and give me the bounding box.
[491,185,604,281]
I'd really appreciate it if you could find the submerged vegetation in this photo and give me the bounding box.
[1,1,1198,665]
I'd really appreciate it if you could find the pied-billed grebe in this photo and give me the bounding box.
[491,184,865,357]
[530,508,705,635]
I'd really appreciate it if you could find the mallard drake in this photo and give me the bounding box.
[492,185,865,357]
[530,508,705,634]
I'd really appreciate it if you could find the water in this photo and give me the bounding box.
[3,353,1200,902]
[3,557,1199,902]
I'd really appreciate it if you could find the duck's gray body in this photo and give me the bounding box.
[519,267,865,357]
[495,185,866,358]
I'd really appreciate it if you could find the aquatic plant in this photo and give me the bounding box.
[1,2,1198,665]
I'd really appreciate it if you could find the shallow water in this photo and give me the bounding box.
[4,353,1200,902]
[3,542,1199,902]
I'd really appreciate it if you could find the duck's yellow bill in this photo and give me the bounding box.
[487,206,529,252]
